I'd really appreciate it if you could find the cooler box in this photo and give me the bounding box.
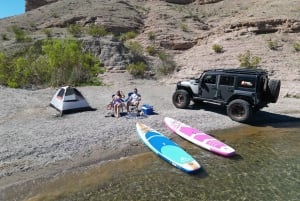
[142,104,154,115]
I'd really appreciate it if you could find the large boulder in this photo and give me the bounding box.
[81,36,133,71]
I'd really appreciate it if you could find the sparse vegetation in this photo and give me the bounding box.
[146,45,158,56]
[293,42,300,52]
[0,39,103,88]
[212,44,223,53]
[42,28,53,38]
[118,31,138,42]
[148,32,156,41]
[238,50,261,69]
[86,24,109,37]
[126,61,147,77]
[67,24,83,37]
[11,26,31,42]
[267,40,280,50]
[125,41,144,58]
[157,51,176,75]
[180,23,188,32]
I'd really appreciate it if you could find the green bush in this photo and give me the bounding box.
[293,42,300,52]
[238,50,261,69]
[67,24,83,37]
[42,28,53,38]
[125,41,144,58]
[146,45,158,56]
[86,24,109,37]
[126,61,147,77]
[212,44,223,53]
[0,39,103,88]
[267,40,279,50]
[180,23,188,32]
[119,31,138,42]
[11,25,31,42]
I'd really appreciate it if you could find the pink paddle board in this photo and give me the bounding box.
[164,117,235,156]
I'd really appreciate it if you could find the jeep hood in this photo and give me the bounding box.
[177,79,197,87]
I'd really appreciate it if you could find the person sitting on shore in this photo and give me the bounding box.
[126,88,141,113]
[112,90,125,118]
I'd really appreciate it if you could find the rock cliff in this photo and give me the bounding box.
[0,0,299,82]
[25,0,59,11]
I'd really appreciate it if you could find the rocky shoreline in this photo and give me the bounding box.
[1,74,300,199]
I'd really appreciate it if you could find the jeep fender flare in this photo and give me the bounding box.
[226,95,254,107]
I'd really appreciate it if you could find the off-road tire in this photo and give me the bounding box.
[267,79,281,103]
[172,90,190,109]
[227,99,252,122]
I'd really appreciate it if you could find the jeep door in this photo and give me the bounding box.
[219,75,235,102]
[200,74,217,99]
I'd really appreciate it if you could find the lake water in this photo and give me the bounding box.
[16,122,300,201]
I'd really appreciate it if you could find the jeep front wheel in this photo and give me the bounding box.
[172,90,190,109]
[227,99,252,122]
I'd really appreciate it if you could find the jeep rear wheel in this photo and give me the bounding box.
[267,79,281,103]
[172,90,190,109]
[227,99,252,122]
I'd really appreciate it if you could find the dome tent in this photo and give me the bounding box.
[50,86,95,116]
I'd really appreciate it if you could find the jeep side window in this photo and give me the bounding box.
[238,77,255,88]
[220,75,234,86]
[203,75,216,84]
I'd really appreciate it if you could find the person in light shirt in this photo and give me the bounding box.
[126,88,141,112]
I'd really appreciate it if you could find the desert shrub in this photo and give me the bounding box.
[238,50,261,69]
[146,45,158,56]
[42,28,52,38]
[67,24,83,37]
[126,61,147,77]
[125,41,144,58]
[0,52,8,85]
[118,31,138,42]
[11,25,31,42]
[212,44,223,53]
[0,39,103,88]
[267,40,279,50]
[86,24,109,37]
[180,23,188,32]
[148,31,156,41]
[293,42,300,52]
[157,51,176,75]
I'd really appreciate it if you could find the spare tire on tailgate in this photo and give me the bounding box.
[267,79,281,103]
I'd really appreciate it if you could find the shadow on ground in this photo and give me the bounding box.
[188,102,300,128]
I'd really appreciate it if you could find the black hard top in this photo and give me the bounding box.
[203,68,268,75]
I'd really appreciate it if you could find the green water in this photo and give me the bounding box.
[24,122,300,201]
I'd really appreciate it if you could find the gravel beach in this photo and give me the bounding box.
[1,73,300,194]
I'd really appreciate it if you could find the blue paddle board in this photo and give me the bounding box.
[136,122,201,173]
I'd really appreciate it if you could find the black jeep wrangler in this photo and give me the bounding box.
[172,68,281,122]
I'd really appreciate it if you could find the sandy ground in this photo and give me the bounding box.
[1,72,300,197]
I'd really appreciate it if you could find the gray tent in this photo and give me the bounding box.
[50,86,95,116]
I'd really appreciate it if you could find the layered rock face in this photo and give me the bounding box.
[25,0,59,11]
